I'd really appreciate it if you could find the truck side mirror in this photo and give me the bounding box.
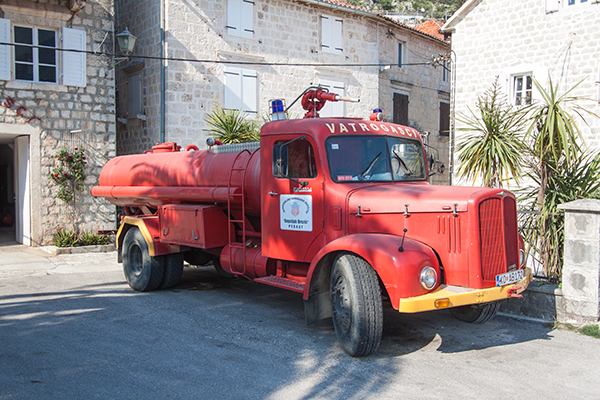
[273,144,289,177]
[424,144,445,176]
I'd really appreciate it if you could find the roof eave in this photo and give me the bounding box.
[441,0,479,33]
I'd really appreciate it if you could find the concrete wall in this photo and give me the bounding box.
[0,0,116,245]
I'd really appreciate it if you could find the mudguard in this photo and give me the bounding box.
[303,233,441,313]
[116,216,181,260]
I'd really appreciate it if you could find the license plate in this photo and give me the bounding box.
[496,269,524,287]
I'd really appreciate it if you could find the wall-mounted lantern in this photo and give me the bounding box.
[114,28,137,64]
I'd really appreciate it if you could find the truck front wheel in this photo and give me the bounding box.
[450,301,500,323]
[122,228,164,292]
[330,253,383,357]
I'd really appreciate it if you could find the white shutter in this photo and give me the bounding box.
[224,67,242,109]
[546,0,560,13]
[241,69,257,112]
[62,27,86,87]
[241,0,254,38]
[332,18,343,54]
[227,0,241,36]
[0,18,11,81]
[321,15,331,52]
[318,79,345,117]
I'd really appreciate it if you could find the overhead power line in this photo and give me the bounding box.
[0,41,451,68]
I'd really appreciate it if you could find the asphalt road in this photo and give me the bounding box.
[1,246,599,400]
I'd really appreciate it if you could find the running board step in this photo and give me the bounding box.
[254,276,305,293]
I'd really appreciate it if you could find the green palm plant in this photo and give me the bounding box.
[520,76,599,278]
[204,105,260,144]
[455,78,528,188]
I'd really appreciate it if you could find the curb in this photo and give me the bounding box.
[40,244,115,256]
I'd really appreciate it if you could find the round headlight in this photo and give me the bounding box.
[519,249,526,267]
[420,266,437,290]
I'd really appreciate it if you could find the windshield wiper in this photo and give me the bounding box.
[393,151,413,176]
[360,152,382,178]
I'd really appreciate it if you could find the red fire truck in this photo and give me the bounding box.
[92,88,531,356]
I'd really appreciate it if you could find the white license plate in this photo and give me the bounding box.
[496,269,524,287]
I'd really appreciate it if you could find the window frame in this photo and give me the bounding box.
[13,25,58,84]
[321,14,343,55]
[398,42,405,68]
[226,0,254,39]
[224,66,258,113]
[512,73,533,106]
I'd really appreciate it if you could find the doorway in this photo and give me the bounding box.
[0,135,30,245]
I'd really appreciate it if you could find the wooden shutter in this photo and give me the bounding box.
[393,93,409,126]
[227,0,240,36]
[439,102,450,137]
[62,27,86,87]
[224,67,257,112]
[241,0,254,38]
[331,18,343,54]
[319,79,345,117]
[0,18,11,81]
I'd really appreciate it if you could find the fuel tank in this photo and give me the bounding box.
[91,142,261,215]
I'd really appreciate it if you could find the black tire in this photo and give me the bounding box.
[330,253,383,357]
[450,301,501,323]
[159,253,184,289]
[213,256,236,279]
[122,228,164,292]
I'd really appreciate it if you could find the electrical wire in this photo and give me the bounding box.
[0,41,449,68]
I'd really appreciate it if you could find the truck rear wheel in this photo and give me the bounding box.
[330,253,383,357]
[159,253,184,289]
[450,301,501,323]
[122,228,164,292]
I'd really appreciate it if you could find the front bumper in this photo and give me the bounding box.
[397,268,533,313]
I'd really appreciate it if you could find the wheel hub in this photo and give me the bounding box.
[333,275,352,334]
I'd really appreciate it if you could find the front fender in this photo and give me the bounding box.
[303,233,440,308]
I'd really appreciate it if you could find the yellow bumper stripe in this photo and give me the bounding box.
[397,268,533,313]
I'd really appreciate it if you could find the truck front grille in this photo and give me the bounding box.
[478,197,518,281]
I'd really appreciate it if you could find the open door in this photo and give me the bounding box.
[14,136,30,245]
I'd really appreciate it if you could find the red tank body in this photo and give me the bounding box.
[92,142,261,215]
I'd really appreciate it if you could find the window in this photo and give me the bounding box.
[14,26,57,83]
[393,93,409,125]
[513,74,533,106]
[326,135,426,182]
[398,42,405,68]
[127,72,143,118]
[568,0,588,5]
[442,60,449,82]
[224,66,258,113]
[321,15,342,55]
[273,140,317,179]
[318,78,345,117]
[439,102,450,137]
[227,0,254,38]
[0,19,86,86]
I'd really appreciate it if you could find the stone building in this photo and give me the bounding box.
[442,0,600,185]
[0,0,116,246]
[115,0,451,184]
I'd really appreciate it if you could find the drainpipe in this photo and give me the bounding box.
[160,0,166,143]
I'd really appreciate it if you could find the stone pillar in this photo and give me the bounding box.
[556,199,600,324]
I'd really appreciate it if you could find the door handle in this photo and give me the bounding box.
[268,191,279,196]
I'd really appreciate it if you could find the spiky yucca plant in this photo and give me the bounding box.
[204,105,260,144]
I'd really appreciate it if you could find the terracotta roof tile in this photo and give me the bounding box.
[415,19,445,40]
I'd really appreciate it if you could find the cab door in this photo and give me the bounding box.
[261,135,324,262]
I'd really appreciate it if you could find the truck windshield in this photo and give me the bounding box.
[326,135,426,182]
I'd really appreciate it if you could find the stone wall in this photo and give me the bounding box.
[116,0,449,170]
[445,0,600,185]
[0,0,116,245]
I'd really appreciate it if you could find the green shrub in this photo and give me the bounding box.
[53,229,111,247]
